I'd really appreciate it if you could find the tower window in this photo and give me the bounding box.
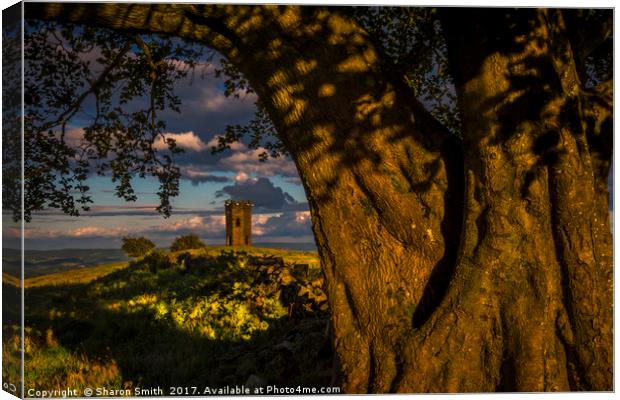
[235,218,240,227]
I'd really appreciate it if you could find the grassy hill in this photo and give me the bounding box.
[3,246,334,394]
[2,248,129,278]
[22,261,129,288]
[3,262,129,289]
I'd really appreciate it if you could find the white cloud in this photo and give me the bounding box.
[234,172,252,182]
[252,212,280,236]
[219,147,298,178]
[154,131,208,152]
[204,88,257,112]
[295,211,311,223]
[206,135,246,151]
[70,226,129,237]
[183,84,257,115]
[65,127,85,147]
[203,93,230,112]
[189,136,300,181]
[250,211,312,237]
[154,215,225,234]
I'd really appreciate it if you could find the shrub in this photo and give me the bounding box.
[144,250,174,273]
[121,236,156,258]
[170,234,205,252]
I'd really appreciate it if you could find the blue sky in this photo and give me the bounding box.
[14,58,315,250]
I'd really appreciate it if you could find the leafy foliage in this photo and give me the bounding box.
[139,250,175,273]
[211,60,284,160]
[23,21,208,221]
[210,100,286,161]
[121,236,156,258]
[351,7,460,133]
[170,233,206,252]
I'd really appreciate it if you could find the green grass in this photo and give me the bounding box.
[3,262,129,289]
[4,247,332,395]
[24,262,129,288]
[178,246,321,269]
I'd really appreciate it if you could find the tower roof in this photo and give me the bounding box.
[224,200,254,207]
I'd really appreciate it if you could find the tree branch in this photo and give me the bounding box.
[133,34,161,129]
[25,3,239,60]
[38,41,132,135]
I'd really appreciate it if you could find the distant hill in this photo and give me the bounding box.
[2,262,129,289]
[2,248,129,278]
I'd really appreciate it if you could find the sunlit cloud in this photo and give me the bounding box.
[295,211,311,222]
[206,135,245,151]
[251,211,313,237]
[154,131,208,152]
[252,213,278,236]
[70,226,128,237]
[153,215,226,235]
[234,172,251,182]
[218,146,298,178]
[65,127,86,147]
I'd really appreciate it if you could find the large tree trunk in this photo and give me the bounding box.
[435,9,613,391]
[223,10,465,392]
[28,4,612,393]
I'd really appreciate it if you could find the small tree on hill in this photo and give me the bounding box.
[170,233,205,252]
[121,236,156,258]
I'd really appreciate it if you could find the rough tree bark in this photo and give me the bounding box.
[28,4,612,393]
[408,9,613,391]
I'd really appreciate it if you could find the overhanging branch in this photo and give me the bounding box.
[25,3,239,60]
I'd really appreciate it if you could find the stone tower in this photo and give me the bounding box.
[225,200,253,246]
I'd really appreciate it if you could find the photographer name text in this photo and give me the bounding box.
[27,385,341,397]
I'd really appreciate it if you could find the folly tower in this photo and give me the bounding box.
[225,200,253,246]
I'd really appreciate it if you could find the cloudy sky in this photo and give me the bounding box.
[12,59,315,250]
[9,31,613,251]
